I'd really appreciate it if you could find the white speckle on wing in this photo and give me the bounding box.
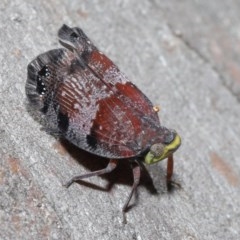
[73,103,80,109]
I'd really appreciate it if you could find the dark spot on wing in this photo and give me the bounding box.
[41,101,49,114]
[38,65,50,77]
[86,134,98,150]
[36,76,46,95]
[36,65,50,95]
[70,32,79,40]
[57,111,69,132]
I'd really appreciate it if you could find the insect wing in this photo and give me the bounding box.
[26,25,162,159]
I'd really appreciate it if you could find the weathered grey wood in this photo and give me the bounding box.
[1,1,240,239]
[159,0,240,101]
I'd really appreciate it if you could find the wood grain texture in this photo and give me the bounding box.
[0,1,240,239]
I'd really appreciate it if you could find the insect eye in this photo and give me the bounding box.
[150,143,165,157]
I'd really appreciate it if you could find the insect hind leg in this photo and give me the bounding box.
[63,159,118,188]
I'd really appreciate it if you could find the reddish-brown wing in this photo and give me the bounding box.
[54,36,161,158]
[26,25,162,159]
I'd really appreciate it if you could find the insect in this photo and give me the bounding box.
[26,24,181,222]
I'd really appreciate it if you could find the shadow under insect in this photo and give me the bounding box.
[59,139,162,214]
[60,139,158,194]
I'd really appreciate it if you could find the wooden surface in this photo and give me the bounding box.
[1,1,240,239]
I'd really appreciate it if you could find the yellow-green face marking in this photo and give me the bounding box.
[144,134,181,164]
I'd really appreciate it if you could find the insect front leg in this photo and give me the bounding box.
[166,154,181,190]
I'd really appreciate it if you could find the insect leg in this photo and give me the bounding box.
[64,159,118,188]
[122,161,141,223]
[166,153,174,189]
[166,154,181,190]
